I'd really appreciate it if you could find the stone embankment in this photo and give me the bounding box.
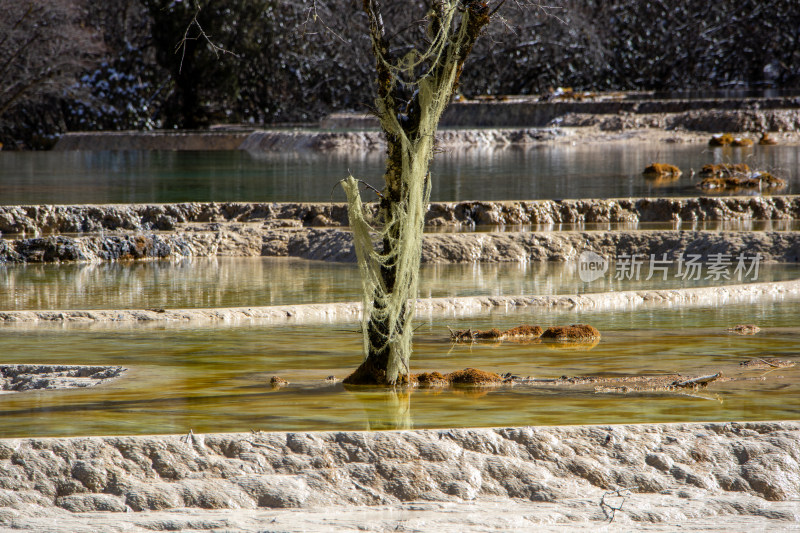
[2,279,798,326]
[3,226,800,265]
[1,422,798,531]
[438,96,800,129]
[3,197,799,266]
[2,196,799,234]
[52,97,800,152]
[322,104,800,138]
[52,130,253,151]
[238,127,566,152]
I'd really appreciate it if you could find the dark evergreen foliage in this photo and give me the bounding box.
[2,0,798,148]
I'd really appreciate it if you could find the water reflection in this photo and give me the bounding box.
[1,143,798,204]
[350,389,413,431]
[2,257,798,311]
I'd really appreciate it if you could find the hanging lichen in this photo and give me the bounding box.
[343,1,490,386]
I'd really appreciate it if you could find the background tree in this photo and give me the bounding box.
[0,0,102,118]
[141,0,275,128]
[0,0,102,147]
[3,0,799,147]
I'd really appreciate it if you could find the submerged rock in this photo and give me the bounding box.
[0,365,126,392]
[270,376,289,388]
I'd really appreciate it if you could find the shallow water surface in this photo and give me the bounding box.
[1,301,798,438]
[1,257,797,310]
[1,143,797,204]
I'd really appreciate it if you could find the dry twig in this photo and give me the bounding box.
[600,486,636,522]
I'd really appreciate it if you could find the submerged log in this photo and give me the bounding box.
[449,325,543,343]
[673,372,721,388]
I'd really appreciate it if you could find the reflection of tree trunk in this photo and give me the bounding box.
[350,388,412,431]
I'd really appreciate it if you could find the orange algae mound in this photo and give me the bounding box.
[700,163,750,177]
[414,371,449,386]
[540,324,601,341]
[472,328,504,340]
[709,133,734,146]
[642,163,681,177]
[503,325,543,338]
[759,132,778,145]
[446,368,503,385]
[698,171,786,191]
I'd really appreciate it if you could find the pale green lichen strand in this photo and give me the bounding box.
[343,4,471,384]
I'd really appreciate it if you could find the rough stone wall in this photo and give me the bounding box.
[438,99,800,129]
[276,228,800,264]
[0,422,797,519]
[52,131,252,151]
[2,227,800,265]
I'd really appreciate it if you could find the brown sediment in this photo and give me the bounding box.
[754,171,786,187]
[472,328,504,340]
[348,368,503,388]
[709,133,734,146]
[446,368,503,385]
[739,358,795,369]
[698,172,786,191]
[540,324,601,341]
[642,163,681,177]
[759,132,779,145]
[342,359,388,386]
[411,368,502,387]
[270,376,289,387]
[727,324,761,335]
[413,371,448,387]
[504,325,544,338]
[731,137,754,147]
[700,163,751,177]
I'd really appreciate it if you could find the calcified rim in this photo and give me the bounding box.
[1,277,799,329]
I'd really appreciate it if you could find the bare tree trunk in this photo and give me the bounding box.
[344,0,491,386]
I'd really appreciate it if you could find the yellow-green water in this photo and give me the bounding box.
[1,301,798,438]
[2,257,798,311]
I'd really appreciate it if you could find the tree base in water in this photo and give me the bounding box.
[344,366,502,387]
